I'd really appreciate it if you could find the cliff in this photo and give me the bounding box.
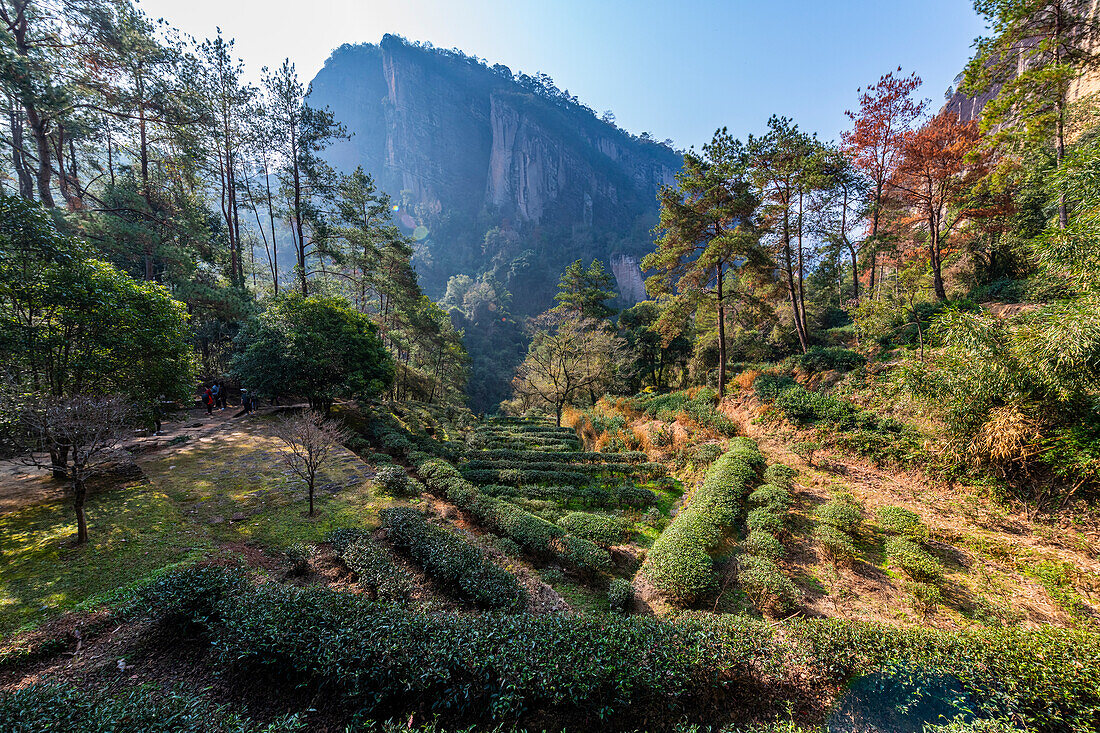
[308,35,677,312]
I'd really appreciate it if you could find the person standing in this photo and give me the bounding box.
[203,386,214,416]
[211,382,221,411]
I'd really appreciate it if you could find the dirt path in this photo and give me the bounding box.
[0,406,292,515]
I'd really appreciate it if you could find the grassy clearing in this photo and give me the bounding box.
[0,422,383,638]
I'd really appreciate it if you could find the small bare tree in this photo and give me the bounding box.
[20,395,133,544]
[272,411,351,516]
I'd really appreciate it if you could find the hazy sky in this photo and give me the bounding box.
[136,0,986,150]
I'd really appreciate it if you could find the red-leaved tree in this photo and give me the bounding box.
[892,112,986,300]
[841,69,926,298]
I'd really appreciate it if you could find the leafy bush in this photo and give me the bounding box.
[762,463,797,488]
[738,555,798,614]
[285,542,312,576]
[791,346,865,374]
[642,441,764,604]
[905,580,944,612]
[608,578,633,612]
[746,507,785,535]
[0,683,303,732]
[743,530,783,561]
[551,534,612,573]
[876,506,927,539]
[127,568,1100,732]
[753,373,797,400]
[375,465,418,497]
[693,443,724,466]
[885,536,942,583]
[341,537,414,602]
[814,524,858,564]
[381,507,527,610]
[326,527,371,555]
[133,565,245,629]
[558,512,626,548]
[814,497,862,533]
[748,484,793,513]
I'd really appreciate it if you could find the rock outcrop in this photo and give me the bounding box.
[308,35,679,309]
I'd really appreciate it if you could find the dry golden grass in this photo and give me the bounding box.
[969,405,1044,465]
[736,369,761,392]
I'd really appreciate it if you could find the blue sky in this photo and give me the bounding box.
[137,0,986,150]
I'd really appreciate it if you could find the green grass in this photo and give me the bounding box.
[0,426,385,639]
[0,481,209,638]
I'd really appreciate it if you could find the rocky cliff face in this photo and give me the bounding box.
[308,35,678,310]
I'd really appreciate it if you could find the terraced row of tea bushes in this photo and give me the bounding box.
[380,507,528,610]
[558,512,628,548]
[463,458,665,477]
[326,529,415,603]
[641,438,765,604]
[469,449,648,464]
[876,506,944,604]
[130,566,1100,732]
[461,467,591,486]
[739,464,799,614]
[616,388,739,436]
[416,457,611,573]
[0,682,305,732]
[357,405,464,461]
[480,482,658,509]
[813,494,864,565]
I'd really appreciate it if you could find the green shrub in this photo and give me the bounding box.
[885,536,942,583]
[285,543,312,576]
[693,443,724,466]
[608,578,633,612]
[326,527,371,555]
[381,507,527,610]
[905,580,944,612]
[642,441,764,604]
[341,537,414,602]
[814,497,862,533]
[133,565,245,629]
[748,484,792,512]
[552,534,612,573]
[746,507,785,535]
[743,530,783,560]
[876,506,927,539]
[738,555,798,614]
[791,346,865,374]
[753,373,797,399]
[558,512,626,548]
[814,524,858,564]
[0,683,302,732]
[762,463,797,488]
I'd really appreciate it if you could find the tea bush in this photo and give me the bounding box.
[814,524,858,564]
[0,683,303,732]
[876,506,927,540]
[341,536,415,603]
[738,555,798,615]
[381,507,527,611]
[558,512,626,548]
[748,484,793,513]
[608,578,633,612]
[743,530,783,561]
[790,346,865,374]
[885,536,942,583]
[642,441,764,603]
[762,464,797,487]
[814,497,862,533]
[552,534,612,573]
[746,507,785,535]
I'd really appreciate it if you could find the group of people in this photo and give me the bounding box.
[200,382,256,417]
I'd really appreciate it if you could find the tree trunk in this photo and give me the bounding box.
[50,444,68,480]
[715,263,727,399]
[930,218,947,300]
[308,475,315,516]
[73,478,88,544]
[9,100,33,199]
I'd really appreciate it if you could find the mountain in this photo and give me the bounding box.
[307,34,682,316]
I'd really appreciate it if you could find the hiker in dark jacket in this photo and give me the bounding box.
[234,389,254,418]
